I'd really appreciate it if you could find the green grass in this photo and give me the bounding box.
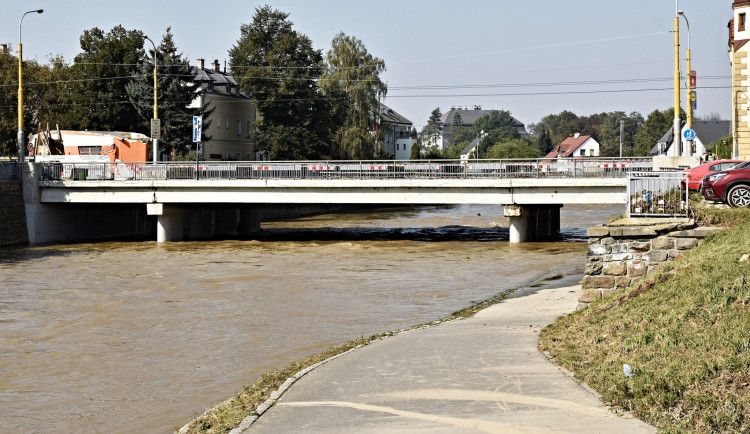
[540,217,750,433]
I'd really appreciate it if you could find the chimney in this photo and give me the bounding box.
[574,132,581,138]
[212,59,220,72]
[1,44,8,55]
[197,58,205,69]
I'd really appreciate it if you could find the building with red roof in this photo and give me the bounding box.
[543,133,600,161]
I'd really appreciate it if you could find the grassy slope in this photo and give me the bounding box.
[540,218,750,433]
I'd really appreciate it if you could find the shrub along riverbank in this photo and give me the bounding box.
[540,206,750,433]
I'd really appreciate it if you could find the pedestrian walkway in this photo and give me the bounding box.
[245,278,656,433]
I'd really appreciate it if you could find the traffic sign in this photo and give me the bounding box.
[192,116,202,142]
[683,128,696,141]
[150,118,161,139]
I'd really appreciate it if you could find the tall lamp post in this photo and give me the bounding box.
[144,36,159,162]
[17,8,44,162]
[679,9,693,156]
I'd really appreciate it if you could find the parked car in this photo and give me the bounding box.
[681,159,745,191]
[702,162,750,207]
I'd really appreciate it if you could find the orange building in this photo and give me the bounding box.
[31,130,150,162]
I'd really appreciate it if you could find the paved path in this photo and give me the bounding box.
[246,278,655,434]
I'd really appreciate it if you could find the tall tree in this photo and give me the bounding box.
[534,125,554,156]
[320,32,386,160]
[67,26,145,132]
[485,138,540,159]
[127,27,209,155]
[420,107,442,148]
[229,6,329,160]
[598,111,644,157]
[473,110,521,156]
[633,108,678,156]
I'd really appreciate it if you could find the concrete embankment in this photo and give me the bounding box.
[0,180,29,246]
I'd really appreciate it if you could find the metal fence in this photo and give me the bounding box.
[37,158,654,182]
[0,162,19,180]
[627,172,690,218]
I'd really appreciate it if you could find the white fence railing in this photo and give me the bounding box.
[37,158,654,182]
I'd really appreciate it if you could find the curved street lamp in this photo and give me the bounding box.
[143,35,159,162]
[17,8,44,162]
[679,10,693,133]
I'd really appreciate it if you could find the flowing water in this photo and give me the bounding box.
[0,204,620,433]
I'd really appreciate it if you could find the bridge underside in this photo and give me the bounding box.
[33,179,627,243]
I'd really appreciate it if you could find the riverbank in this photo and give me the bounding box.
[178,269,655,433]
[540,210,750,433]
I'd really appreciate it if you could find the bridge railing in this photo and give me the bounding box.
[627,172,690,218]
[36,158,654,182]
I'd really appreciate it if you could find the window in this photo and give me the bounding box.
[237,120,241,136]
[225,118,229,129]
[247,121,252,137]
[741,13,746,32]
[580,149,585,156]
[589,149,594,156]
[216,116,221,128]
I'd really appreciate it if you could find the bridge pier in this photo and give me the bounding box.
[148,203,184,242]
[504,204,562,243]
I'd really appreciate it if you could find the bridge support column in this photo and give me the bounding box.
[148,203,183,242]
[504,204,562,243]
[238,207,261,235]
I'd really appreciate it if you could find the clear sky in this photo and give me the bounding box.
[2,0,734,130]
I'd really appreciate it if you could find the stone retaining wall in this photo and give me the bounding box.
[579,219,724,307]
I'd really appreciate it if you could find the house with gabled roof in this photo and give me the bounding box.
[651,120,731,157]
[378,104,416,160]
[543,133,600,161]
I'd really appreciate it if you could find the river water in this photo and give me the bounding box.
[0,204,620,433]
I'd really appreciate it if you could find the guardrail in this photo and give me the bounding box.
[37,158,654,182]
[627,172,689,218]
[0,162,19,180]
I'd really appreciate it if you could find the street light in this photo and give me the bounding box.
[17,8,44,162]
[143,35,159,162]
[673,0,681,157]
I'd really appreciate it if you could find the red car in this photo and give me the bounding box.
[702,161,750,207]
[681,159,745,191]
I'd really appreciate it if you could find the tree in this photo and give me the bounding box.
[597,111,644,157]
[409,142,421,160]
[67,26,145,132]
[320,32,386,160]
[473,110,521,156]
[534,125,554,156]
[127,27,209,155]
[420,107,442,148]
[485,138,540,159]
[633,108,683,156]
[531,111,580,146]
[229,6,330,160]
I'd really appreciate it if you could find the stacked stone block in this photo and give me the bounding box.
[580,221,723,306]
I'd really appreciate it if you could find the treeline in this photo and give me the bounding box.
[414,107,690,160]
[0,5,389,160]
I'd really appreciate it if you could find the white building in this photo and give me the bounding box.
[378,104,416,160]
[651,121,731,157]
[543,133,600,161]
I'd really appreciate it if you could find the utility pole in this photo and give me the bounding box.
[619,119,624,159]
[673,0,682,157]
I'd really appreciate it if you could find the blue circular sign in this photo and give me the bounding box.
[683,129,696,141]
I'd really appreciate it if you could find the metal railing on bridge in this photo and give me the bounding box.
[627,172,690,218]
[37,158,653,182]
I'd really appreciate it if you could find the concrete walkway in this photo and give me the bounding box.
[245,277,656,434]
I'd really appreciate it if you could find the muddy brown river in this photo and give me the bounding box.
[0,204,620,433]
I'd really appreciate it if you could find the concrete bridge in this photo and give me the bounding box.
[19,159,651,244]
